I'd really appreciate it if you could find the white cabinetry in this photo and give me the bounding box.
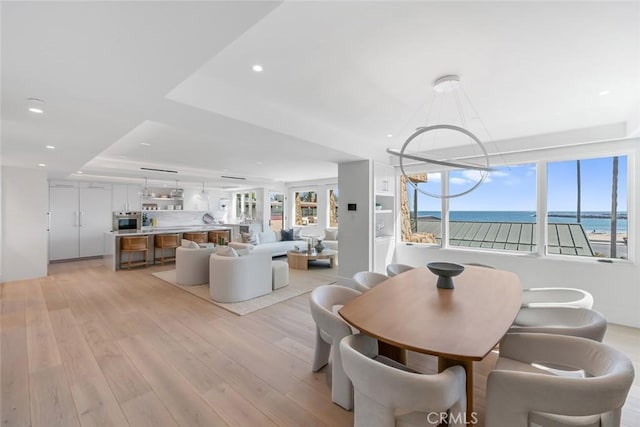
[49,182,112,261]
[112,184,141,211]
[373,163,396,273]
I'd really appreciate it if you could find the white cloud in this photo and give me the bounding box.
[427,173,442,182]
[450,177,469,185]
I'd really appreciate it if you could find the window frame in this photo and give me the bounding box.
[399,149,634,264]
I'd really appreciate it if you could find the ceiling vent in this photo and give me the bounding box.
[221,175,246,180]
[140,167,178,174]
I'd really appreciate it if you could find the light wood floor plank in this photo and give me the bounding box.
[118,334,228,427]
[1,281,31,427]
[29,365,80,427]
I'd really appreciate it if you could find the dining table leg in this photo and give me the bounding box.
[378,341,407,364]
[438,357,474,423]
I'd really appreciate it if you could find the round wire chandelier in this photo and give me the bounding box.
[387,75,493,198]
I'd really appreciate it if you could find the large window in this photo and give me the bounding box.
[547,156,628,259]
[448,164,536,252]
[399,156,629,260]
[294,190,317,225]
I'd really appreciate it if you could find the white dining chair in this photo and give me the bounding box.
[309,284,362,410]
[486,332,634,427]
[341,334,467,427]
[521,287,594,309]
[385,263,414,277]
[352,271,389,293]
[509,307,607,342]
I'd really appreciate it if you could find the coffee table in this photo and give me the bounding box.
[287,249,337,270]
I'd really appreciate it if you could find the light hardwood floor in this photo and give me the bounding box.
[1,259,638,426]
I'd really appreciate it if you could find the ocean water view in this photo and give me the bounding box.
[417,211,628,234]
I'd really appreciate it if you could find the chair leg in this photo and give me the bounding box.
[331,338,353,410]
[312,327,331,372]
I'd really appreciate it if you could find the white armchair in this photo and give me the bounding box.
[353,271,389,293]
[209,251,272,303]
[510,307,607,342]
[309,284,362,410]
[341,334,467,427]
[486,333,634,427]
[521,287,594,309]
[385,263,414,277]
[175,246,217,286]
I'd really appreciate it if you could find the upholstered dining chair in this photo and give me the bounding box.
[309,284,362,410]
[509,307,607,342]
[521,287,594,309]
[340,334,467,427]
[486,333,634,427]
[385,263,414,277]
[353,271,389,293]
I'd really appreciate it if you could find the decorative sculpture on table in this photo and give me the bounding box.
[427,262,465,289]
[314,239,326,253]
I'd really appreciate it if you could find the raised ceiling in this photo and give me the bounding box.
[2,1,639,188]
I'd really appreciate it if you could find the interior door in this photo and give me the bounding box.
[49,185,80,260]
[79,185,112,257]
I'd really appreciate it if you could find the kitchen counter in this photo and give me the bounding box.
[103,225,233,270]
[109,225,232,236]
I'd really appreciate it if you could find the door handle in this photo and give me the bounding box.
[74,211,79,227]
[79,211,83,227]
[47,212,51,231]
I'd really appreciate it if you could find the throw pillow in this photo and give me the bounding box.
[281,228,294,241]
[324,228,338,241]
[181,239,199,249]
[198,242,215,249]
[293,227,302,240]
[241,232,259,245]
[217,246,239,257]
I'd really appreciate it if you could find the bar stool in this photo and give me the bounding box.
[183,232,207,244]
[208,230,231,245]
[120,236,148,270]
[154,234,179,265]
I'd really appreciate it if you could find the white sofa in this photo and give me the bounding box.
[209,250,273,303]
[232,230,307,258]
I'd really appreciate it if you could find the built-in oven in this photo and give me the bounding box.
[113,211,142,231]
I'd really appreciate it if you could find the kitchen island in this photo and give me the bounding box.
[104,225,233,271]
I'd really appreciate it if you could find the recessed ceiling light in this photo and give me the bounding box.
[599,90,610,96]
[38,163,46,167]
[45,145,56,150]
[27,98,45,114]
[76,171,83,174]
[252,64,263,72]
[140,142,151,146]
[387,134,393,138]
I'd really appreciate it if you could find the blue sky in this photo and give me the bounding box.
[408,156,628,212]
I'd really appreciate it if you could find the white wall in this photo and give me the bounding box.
[337,160,372,278]
[1,166,49,282]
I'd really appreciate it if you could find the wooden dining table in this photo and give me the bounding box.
[338,265,522,416]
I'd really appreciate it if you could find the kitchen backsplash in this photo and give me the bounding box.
[144,211,213,227]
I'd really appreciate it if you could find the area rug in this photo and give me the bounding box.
[152,267,336,316]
